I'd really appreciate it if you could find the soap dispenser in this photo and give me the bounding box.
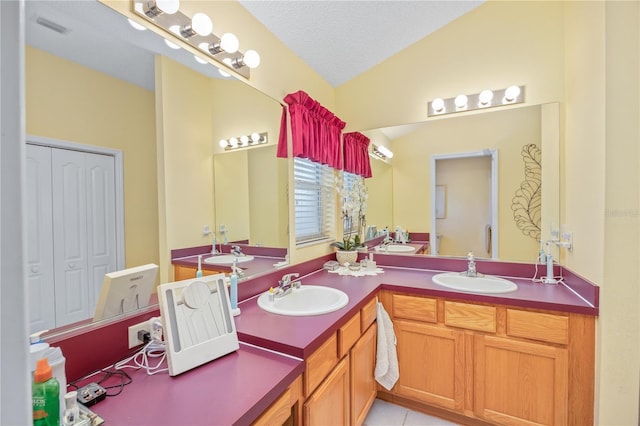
[229,259,241,316]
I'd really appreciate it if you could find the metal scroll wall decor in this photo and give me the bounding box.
[511,144,541,241]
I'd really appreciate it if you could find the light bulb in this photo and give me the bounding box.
[144,0,179,17]
[431,98,445,113]
[251,132,261,143]
[504,85,521,102]
[240,135,249,146]
[128,19,146,31]
[180,13,212,38]
[220,33,239,53]
[218,68,231,78]
[377,145,393,158]
[164,39,180,49]
[156,0,179,14]
[454,94,468,109]
[194,55,207,64]
[229,137,238,148]
[479,90,494,105]
[191,13,213,36]
[169,25,181,35]
[243,50,260,68]
[219,139,229,148]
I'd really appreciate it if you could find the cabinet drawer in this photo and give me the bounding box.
[252,387,292,426]
[392,294,437,323]
[506,309,569,345]
[444,301,496,332]
[338,311,361,358]
[305,333,339,397]
[360,297,377,332]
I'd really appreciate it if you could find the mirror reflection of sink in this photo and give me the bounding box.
[432,272,518,294]
[257,285,349,316]
[204,254,254,265]
[376,244,415,253]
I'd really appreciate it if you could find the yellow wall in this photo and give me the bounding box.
[25,46,159,269]
[214,149,250,243]
[336,1,565,130]
[155,55,215,282]
[563,2,640,424]
[365,157,394,234]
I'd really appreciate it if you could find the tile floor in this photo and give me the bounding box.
[363,399,460,426]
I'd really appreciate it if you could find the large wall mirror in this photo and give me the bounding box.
[25,0,285,336]
[362,102,559,263]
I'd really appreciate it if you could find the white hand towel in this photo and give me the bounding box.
[375,301,399,390]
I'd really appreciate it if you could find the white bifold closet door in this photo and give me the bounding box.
[27,144,117,332]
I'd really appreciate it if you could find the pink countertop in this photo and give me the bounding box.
[236,264,597,359]
[89,343,303,426]
[173,253,286,278]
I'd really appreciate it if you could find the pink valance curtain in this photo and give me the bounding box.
[277,90,345,169]
[343,132,372,178]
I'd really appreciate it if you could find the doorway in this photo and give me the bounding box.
[430,150,498,258]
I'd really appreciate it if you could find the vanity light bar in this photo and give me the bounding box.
[428,85,525,117]
[371,144,393,160]
[219,132,268,151]
[131,0,258,79]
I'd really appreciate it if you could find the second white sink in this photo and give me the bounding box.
[432,272,518,294]
[204,254,254,265]
[257,285,349,316]
[376,244,415,253]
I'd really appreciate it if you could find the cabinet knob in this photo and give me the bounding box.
[69,263,75,269]
[31,266,39,273]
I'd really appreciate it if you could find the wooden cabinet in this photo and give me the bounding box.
[380,290,594,426]
[253,375,302,426]
[350,323,377,426]
[303,296,378,426]
[395,320,465,412]
[173,264,224,281]
[474,335,568,425]
[304,356,350,425]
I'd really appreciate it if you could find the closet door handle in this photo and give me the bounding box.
[31,266,39,274]
[68,263,75,269]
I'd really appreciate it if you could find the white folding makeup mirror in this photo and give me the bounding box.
[158,274,239,376]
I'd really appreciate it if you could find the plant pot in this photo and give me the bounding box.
[336,250,358,265]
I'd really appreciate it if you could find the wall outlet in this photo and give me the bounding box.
[127,320,149,348]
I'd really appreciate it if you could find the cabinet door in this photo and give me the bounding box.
[350,323,377,426]
[52,149,90,326]
[474,335,568,426]
[26,145,56,332]
[304,356,350,426]
[85,152,116,309]
[395,320,465,411]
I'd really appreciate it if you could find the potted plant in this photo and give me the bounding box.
[332,173,367,265]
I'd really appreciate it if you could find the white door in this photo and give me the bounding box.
[85,153,117,309]
[52,148,91,326]
[27,144,118,331]
[26,145,56,331]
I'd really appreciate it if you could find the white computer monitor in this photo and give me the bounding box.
[93,264,159,322]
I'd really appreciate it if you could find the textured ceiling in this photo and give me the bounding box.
[238,1,483,87]
[25,1,483,91]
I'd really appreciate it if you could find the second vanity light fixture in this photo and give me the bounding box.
[133,0,260,79]
[219,132,268,151]
[371,144,393,160]
[428,85,525,117]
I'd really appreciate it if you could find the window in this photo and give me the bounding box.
[294,158,335,245]
[342,171,361,236]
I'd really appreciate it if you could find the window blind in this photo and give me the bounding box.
[294,158,335,245]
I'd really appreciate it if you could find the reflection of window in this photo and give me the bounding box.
[342,171,361,235]
[294,158,335,245]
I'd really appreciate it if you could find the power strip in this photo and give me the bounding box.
[76,383,107,407]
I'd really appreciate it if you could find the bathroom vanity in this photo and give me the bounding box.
[56,254,597,426]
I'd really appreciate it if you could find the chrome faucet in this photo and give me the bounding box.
[275,273,300,298]
[231,245,244,257]
[465,252,477,277]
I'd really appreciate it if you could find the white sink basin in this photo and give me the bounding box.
[204,254,254,265]
[376,244,415,253]
[432,272,518,294]
[257,285,349,316]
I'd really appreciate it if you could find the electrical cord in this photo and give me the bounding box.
[68,369,132,397]
[114,340,168,376]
